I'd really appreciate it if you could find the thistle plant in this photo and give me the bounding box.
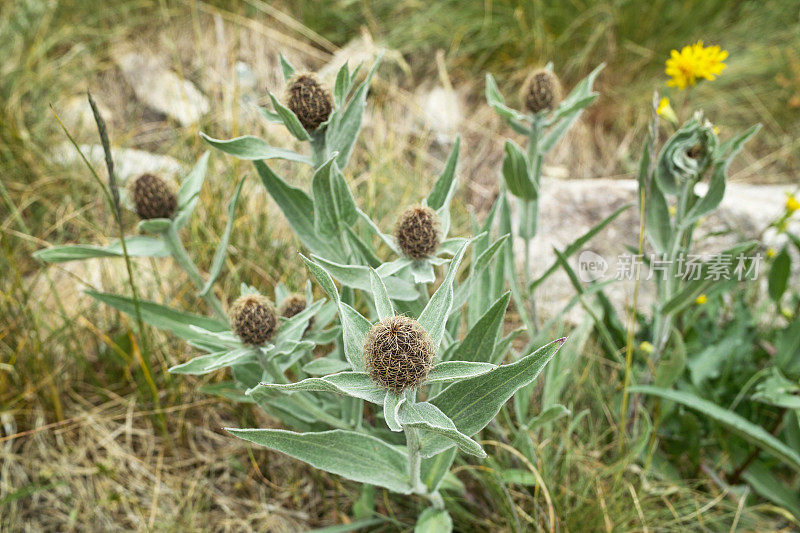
[485,63,605,336]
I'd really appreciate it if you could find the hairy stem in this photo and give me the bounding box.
[161,224,227,321]
[405,425,424,493]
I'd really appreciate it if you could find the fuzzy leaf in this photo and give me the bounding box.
[312,157,358,238]
[173,151,210,229]
[453,292,510,362]
[279,54,296,81]
[33,237,169,262]
[399,401,486,458]
[268,91,311,141]
[201,133,313,165]
[421,338,564,456]
[169,347,253,375]
[384,391,405,432]
[415,507,453,533]
[502,140,537,200]
[311,255,419,301]
[369,267,394,320]
[427,137,460,210]
[426,361,497,383]
[200,176,245,296]
[226,428,412,494]
[250,372,385,404]
[418,240,470,347]
[302,357,352,376]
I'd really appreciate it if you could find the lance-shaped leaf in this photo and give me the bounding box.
[200,176,245,296]
[369,267,394,320]
[421,448,457,493]
[253,160,338,259]
[452,292,510,362]
[301,254,371,371]
[415,507,453,533]
[421,338,564,456]
[485,73,528,123]
[540,63,604,153]
[399,401,486,458]
[227,428,413,494]
[137,218,171,233]
[278,54,295,81]
[312,156,358,239]
[631,385,800,472]
[333,60,351,108]
[248,372,385,404]
[302,356,351,375]
[384,391,405,432]
[418,239,470,347]
[409,260,436,284]
[502,140,536,200]
[312,255,419,301]
[273,299,326,347]
[426,361,497,383]
[326,52,383,168]
[200,132,313,165]
[33,236,169,263]
[427,136,460,210]
[85,290,228,342]
[268,91,310,141]
[173,151,210,229]
[169,347,254,375]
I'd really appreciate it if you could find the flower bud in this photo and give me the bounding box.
[395,205,441,260]
[129,174,177,220]
[230,294,277,346]
[279,293,314,330]
[363,316,435,392]
[285,73,333,131]
[522,69,562,114]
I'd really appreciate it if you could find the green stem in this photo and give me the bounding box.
[405,425,424,494]
[161,224,227,321]
[310,131,327,168]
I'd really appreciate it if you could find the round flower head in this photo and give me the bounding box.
[279,293,314,330]
[129,173,177,220]
[230,294,277,346]
[395,205,441,260]
[285,73,333,131]
[522,69,562,114]
[363,316,435,392]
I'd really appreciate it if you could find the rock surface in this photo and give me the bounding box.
[514,178,799,322]
[114,51,210,126]
[51,143,184,184]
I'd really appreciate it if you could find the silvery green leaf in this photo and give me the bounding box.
[421,338,564,456]
[346,226,383,268]
[137,218,171,233]
[452,292,510,362]
[409,261,435,284]
[201,133,313,165]
[256,105,282,123]
[254,161,338,259]
[490,327,524,364]
[384,391,405,432]
[169,347,253,375]
[654,118,718,195]
[274,299,326,347]
[415,507,453,533]
[437,237,468,256]
[326,52,383,169]
[33,236,169,263]
[399,401,486,458]
[226,428,413,494]
[357,208,400,254]
[369,267,394,320]
[268,92,311,141]
[333,60,350,108]
[453,234,509,312]
[427,136,460,210]
[525,404,570,430]
[312,156,358,238]
[426,361,497,383]
[200,176,245,296]
[279,54,296,81]
[484,73,528,122]
[275,282,290,304]
[421,448,457,493]
[502,140,537,200]
[418,240,470,347]
[540,63,604,153]
[173,151,210,229]
[276,342,314,371]
[302,357,351,375]
[311,255,419,301]
[250,372,385,404]
[376,257,412,277]
[199,381,253,404]
[86,290,228,341]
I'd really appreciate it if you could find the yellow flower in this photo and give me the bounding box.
[695,294,708,305]
[766,248,777,259]
[668,205,677,216]
[656,97,678,123]
[786,194,800,213]
[665,41,728,90]
[639,341,654,354]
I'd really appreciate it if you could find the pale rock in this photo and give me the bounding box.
[418,86,463,142]
[514,178,799,322]
[114,51,210,126]
[57,96,112,140]
[51,142,184,184]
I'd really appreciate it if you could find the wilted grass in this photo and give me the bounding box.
[0,0,793,530]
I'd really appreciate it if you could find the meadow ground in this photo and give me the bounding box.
[2,1,799,530]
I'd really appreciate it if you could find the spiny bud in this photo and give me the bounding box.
[285,73,333,131]
[522,69,562,114]
[129,174,177,220]
[279,293,314,330]
[363,316,435,393]
[230,294,277,346]
[395,205,441,260]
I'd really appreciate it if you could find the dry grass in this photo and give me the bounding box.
[1,1,794,531]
